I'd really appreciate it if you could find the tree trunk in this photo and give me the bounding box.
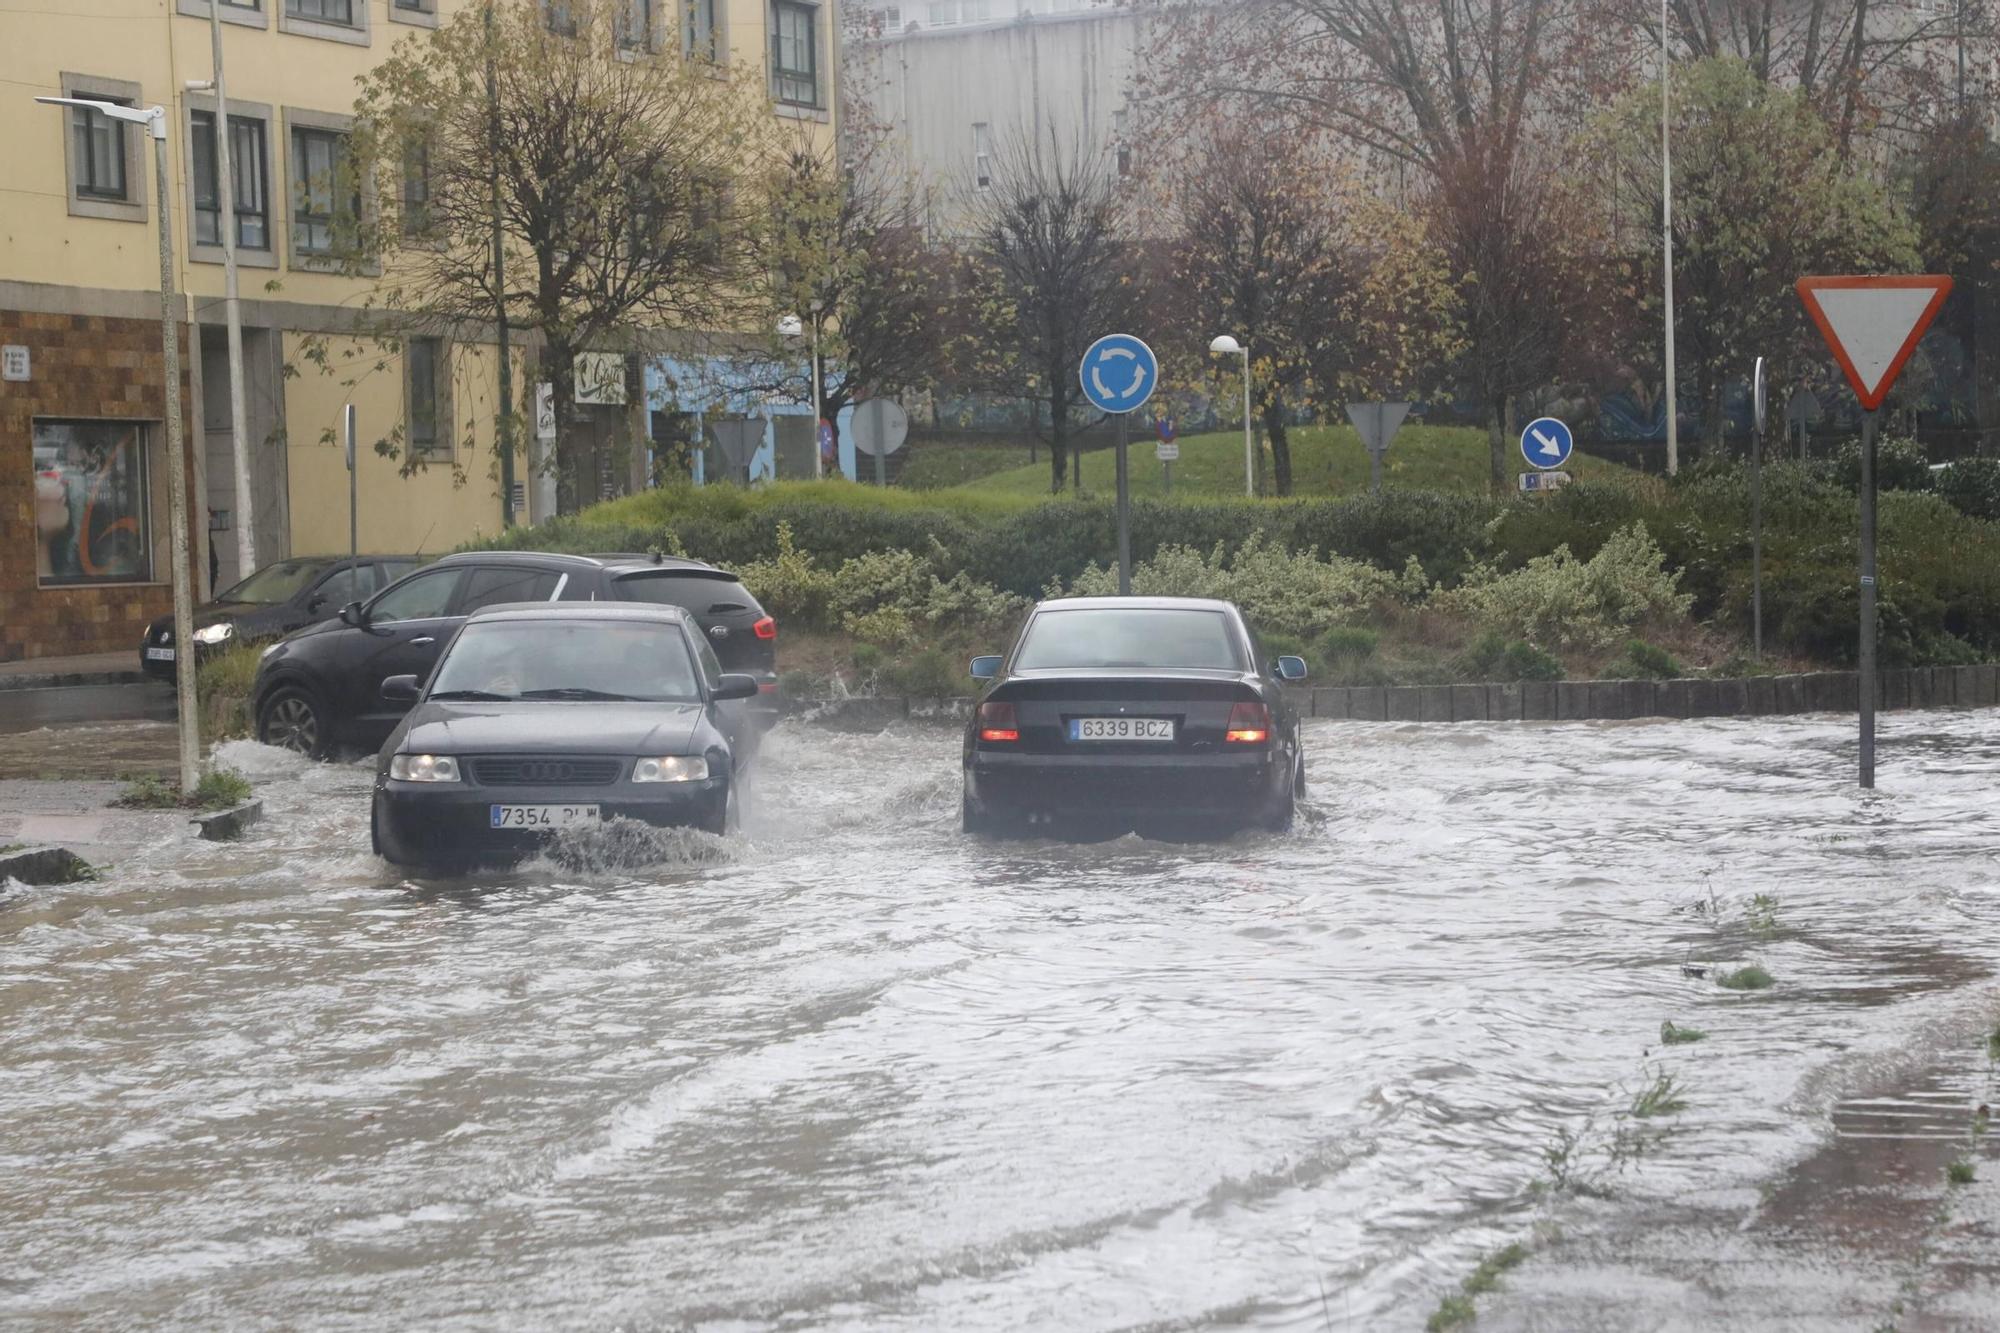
[1048,387,1068,494]
[548,340,580,515]
[1488,396,1508,495]
[1264,398,1293,497]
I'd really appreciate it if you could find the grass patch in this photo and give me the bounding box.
[115,767,253,812]
[958,423,1624,499]
[1987,1024,2000,1063]
[1630,1069,1690,1118]
[1716,964,1776,991]
[898,441,1038,489]
[1745,893,1780,935]
[198,642,263,742]
[1660,1020,1708,1045]
[1426,1293,1477,1332]
[1461,1243,1530,1296]
[1948,1159,1976,1186]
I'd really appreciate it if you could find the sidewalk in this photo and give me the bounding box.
[0,650,151,690]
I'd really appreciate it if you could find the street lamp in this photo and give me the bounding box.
[34,95,199,794]
[778,306,825,479]
[1209,334,1253,497]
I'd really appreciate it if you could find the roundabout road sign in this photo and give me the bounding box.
[1079,334,1158,414]
[1520,416,1574,469]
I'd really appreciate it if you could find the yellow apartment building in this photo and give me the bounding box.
[1,0,838,661]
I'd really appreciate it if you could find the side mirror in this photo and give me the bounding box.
[712,672,760,701]
[338,600,368,627]
[1275,655,1309,682]
[969,655,1002,681]
[380,674,421,703]
[305,595,327,614]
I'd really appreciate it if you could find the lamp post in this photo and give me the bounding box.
[1209,334,1252,497]
[1661,0,1679,476]
[778,310,826,479]
[35,95,199,794]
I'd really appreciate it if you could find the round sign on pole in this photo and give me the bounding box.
[1155,416,1176,444]
[1519,416,1574,469]
[851,399,910,456]
[1753,356,1767,434]
[1078,334,1158,415]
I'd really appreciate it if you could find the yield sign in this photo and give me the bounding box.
[1796,276,1953,410]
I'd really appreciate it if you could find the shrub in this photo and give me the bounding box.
[1600,638,1681,680]
[1457,631,1565,682]
[734,522,839,630]
[1064,533,1399,637]
[1434,523,1694,650]
[1934,457,2000,521]
[1832,433,1932,493]
[876,648,963,697]
[197,642,262,741]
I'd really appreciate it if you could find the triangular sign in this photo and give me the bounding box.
[1796,275,1953,411]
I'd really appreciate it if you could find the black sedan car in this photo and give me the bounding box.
[370,603,761,871]
[961,596,1308,837]
[252,550,776,758]
[140,554,420,680]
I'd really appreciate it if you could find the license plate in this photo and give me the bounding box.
[489,804,600,830]
[145,646,175,661]
[1069,717,1175,742]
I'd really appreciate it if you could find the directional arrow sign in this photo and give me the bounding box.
[1796,276,1953,410]
[1078,334,1158,415]
[1519,416,1573,469]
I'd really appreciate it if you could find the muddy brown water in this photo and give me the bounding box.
[2,712,1997,1329]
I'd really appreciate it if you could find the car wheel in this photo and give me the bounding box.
[701,773,740,836]
[257,684,330,759]
[962,793,1012,838]
[1262,759,1300,834]
[1293,748,1307,797]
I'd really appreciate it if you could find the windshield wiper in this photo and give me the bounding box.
[519,687,643,701]
[427,688,514,701]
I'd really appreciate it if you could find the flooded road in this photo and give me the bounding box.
[4,713,1998,1330]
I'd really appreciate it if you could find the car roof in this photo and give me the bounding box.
[430,550,726,575]
[462,602,693,625]
[1033,595,1240,614]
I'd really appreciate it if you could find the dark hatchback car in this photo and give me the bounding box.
[961,596,1308,837]
[370,603,761,871]
[141,554,420,680]
[251,550,776,758]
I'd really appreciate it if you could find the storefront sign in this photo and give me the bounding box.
[1,345,28,382]
[574,352,627,406]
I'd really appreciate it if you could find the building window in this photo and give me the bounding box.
[72,102,130,201]
[545,0,578,35]
[1113,109,1131,178]
[684,0,718,58]
[406,338,446,459]
[393,0,431,11]
[771,0,818,106]
[402,136,433,236]
[619,0,654,48]
[291,124,357,256]
[973,122,991,189]
[286,0,353,21]
[192,111,270,250]
[33,419,154,587]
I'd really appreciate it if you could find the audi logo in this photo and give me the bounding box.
[516,761,575,782]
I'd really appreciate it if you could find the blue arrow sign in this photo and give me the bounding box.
[1520,416,1574,469]
[1079,334,1158,414]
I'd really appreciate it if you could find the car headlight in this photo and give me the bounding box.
[389,753,460,782]
[632,755,708,783]
[193,622,235,645]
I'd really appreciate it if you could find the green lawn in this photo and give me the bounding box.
[898,441,1038,489]
[954,423,1622,498]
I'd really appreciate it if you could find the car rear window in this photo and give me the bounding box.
[610,572,758,617]
[1014,608,1242,672]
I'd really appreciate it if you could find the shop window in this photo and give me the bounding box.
[33,419,155,587]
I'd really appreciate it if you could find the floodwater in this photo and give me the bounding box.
[3,712,1998,1330]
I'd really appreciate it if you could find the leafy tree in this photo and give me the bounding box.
[963,134,1145,494]
[1598,57,1919,449]
[349,0,770,511]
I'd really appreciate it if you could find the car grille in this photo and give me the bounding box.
[470,756,625,786]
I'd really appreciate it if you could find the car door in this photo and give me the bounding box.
[348,566,470,738]
[454,564,565,617]
[289,563,367,634]
[690,626,748,759]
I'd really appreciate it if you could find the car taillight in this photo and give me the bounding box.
[753,616,777,640]
[1225,701,1271,744]
[977,701,1019,743]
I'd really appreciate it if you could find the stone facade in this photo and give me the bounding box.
[1,308,198,663]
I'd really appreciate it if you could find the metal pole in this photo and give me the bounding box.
[1241,349,1253,497]
[208,7,256,580]
[345,403,358,561]
[153,120,200,795]
[1662,0,1679,477]
[1752,416,1764,660]
[1164,455,1171,495]
[1859,409,1878,789]
[811,317,824,480]
[1115,411,1131,595]
[1371,450,1383,494]
[488,2,516,527]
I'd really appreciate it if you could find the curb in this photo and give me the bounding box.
[0,845,96,885]
[0,670,157,693]
[191,799,263,842]
[775,665,2000,728]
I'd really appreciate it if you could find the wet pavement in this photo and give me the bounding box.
[2,711,1998,1330]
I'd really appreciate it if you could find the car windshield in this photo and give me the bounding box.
[426,621,701,702]
[1013,608,1242,671]
[216,558,333,605]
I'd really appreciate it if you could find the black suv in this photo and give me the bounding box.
[251,551,777,757]
[141,554,422,681]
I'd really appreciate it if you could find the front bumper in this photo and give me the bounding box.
[964,747,1288,821]
[372,776,727,867]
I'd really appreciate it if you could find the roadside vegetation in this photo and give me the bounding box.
[198,643,263,743]
[466,444,2000,697]
[115,769,253,813]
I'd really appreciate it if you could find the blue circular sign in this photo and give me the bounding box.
[1520,416,1574,469]
[1078,334,1158,415]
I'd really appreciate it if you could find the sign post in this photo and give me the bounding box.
[1078,334,1159,595]
[1796,274,1952,789]
[852,398,909,488]
[1752,356,1767,660]
[1155,416,1177,494]
[1517,416,1574,494]
[343,402,359,560]
[1345,402,1411,493]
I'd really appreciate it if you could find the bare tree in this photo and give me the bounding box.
[350,0,770,511]
[963,134,1145,494]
